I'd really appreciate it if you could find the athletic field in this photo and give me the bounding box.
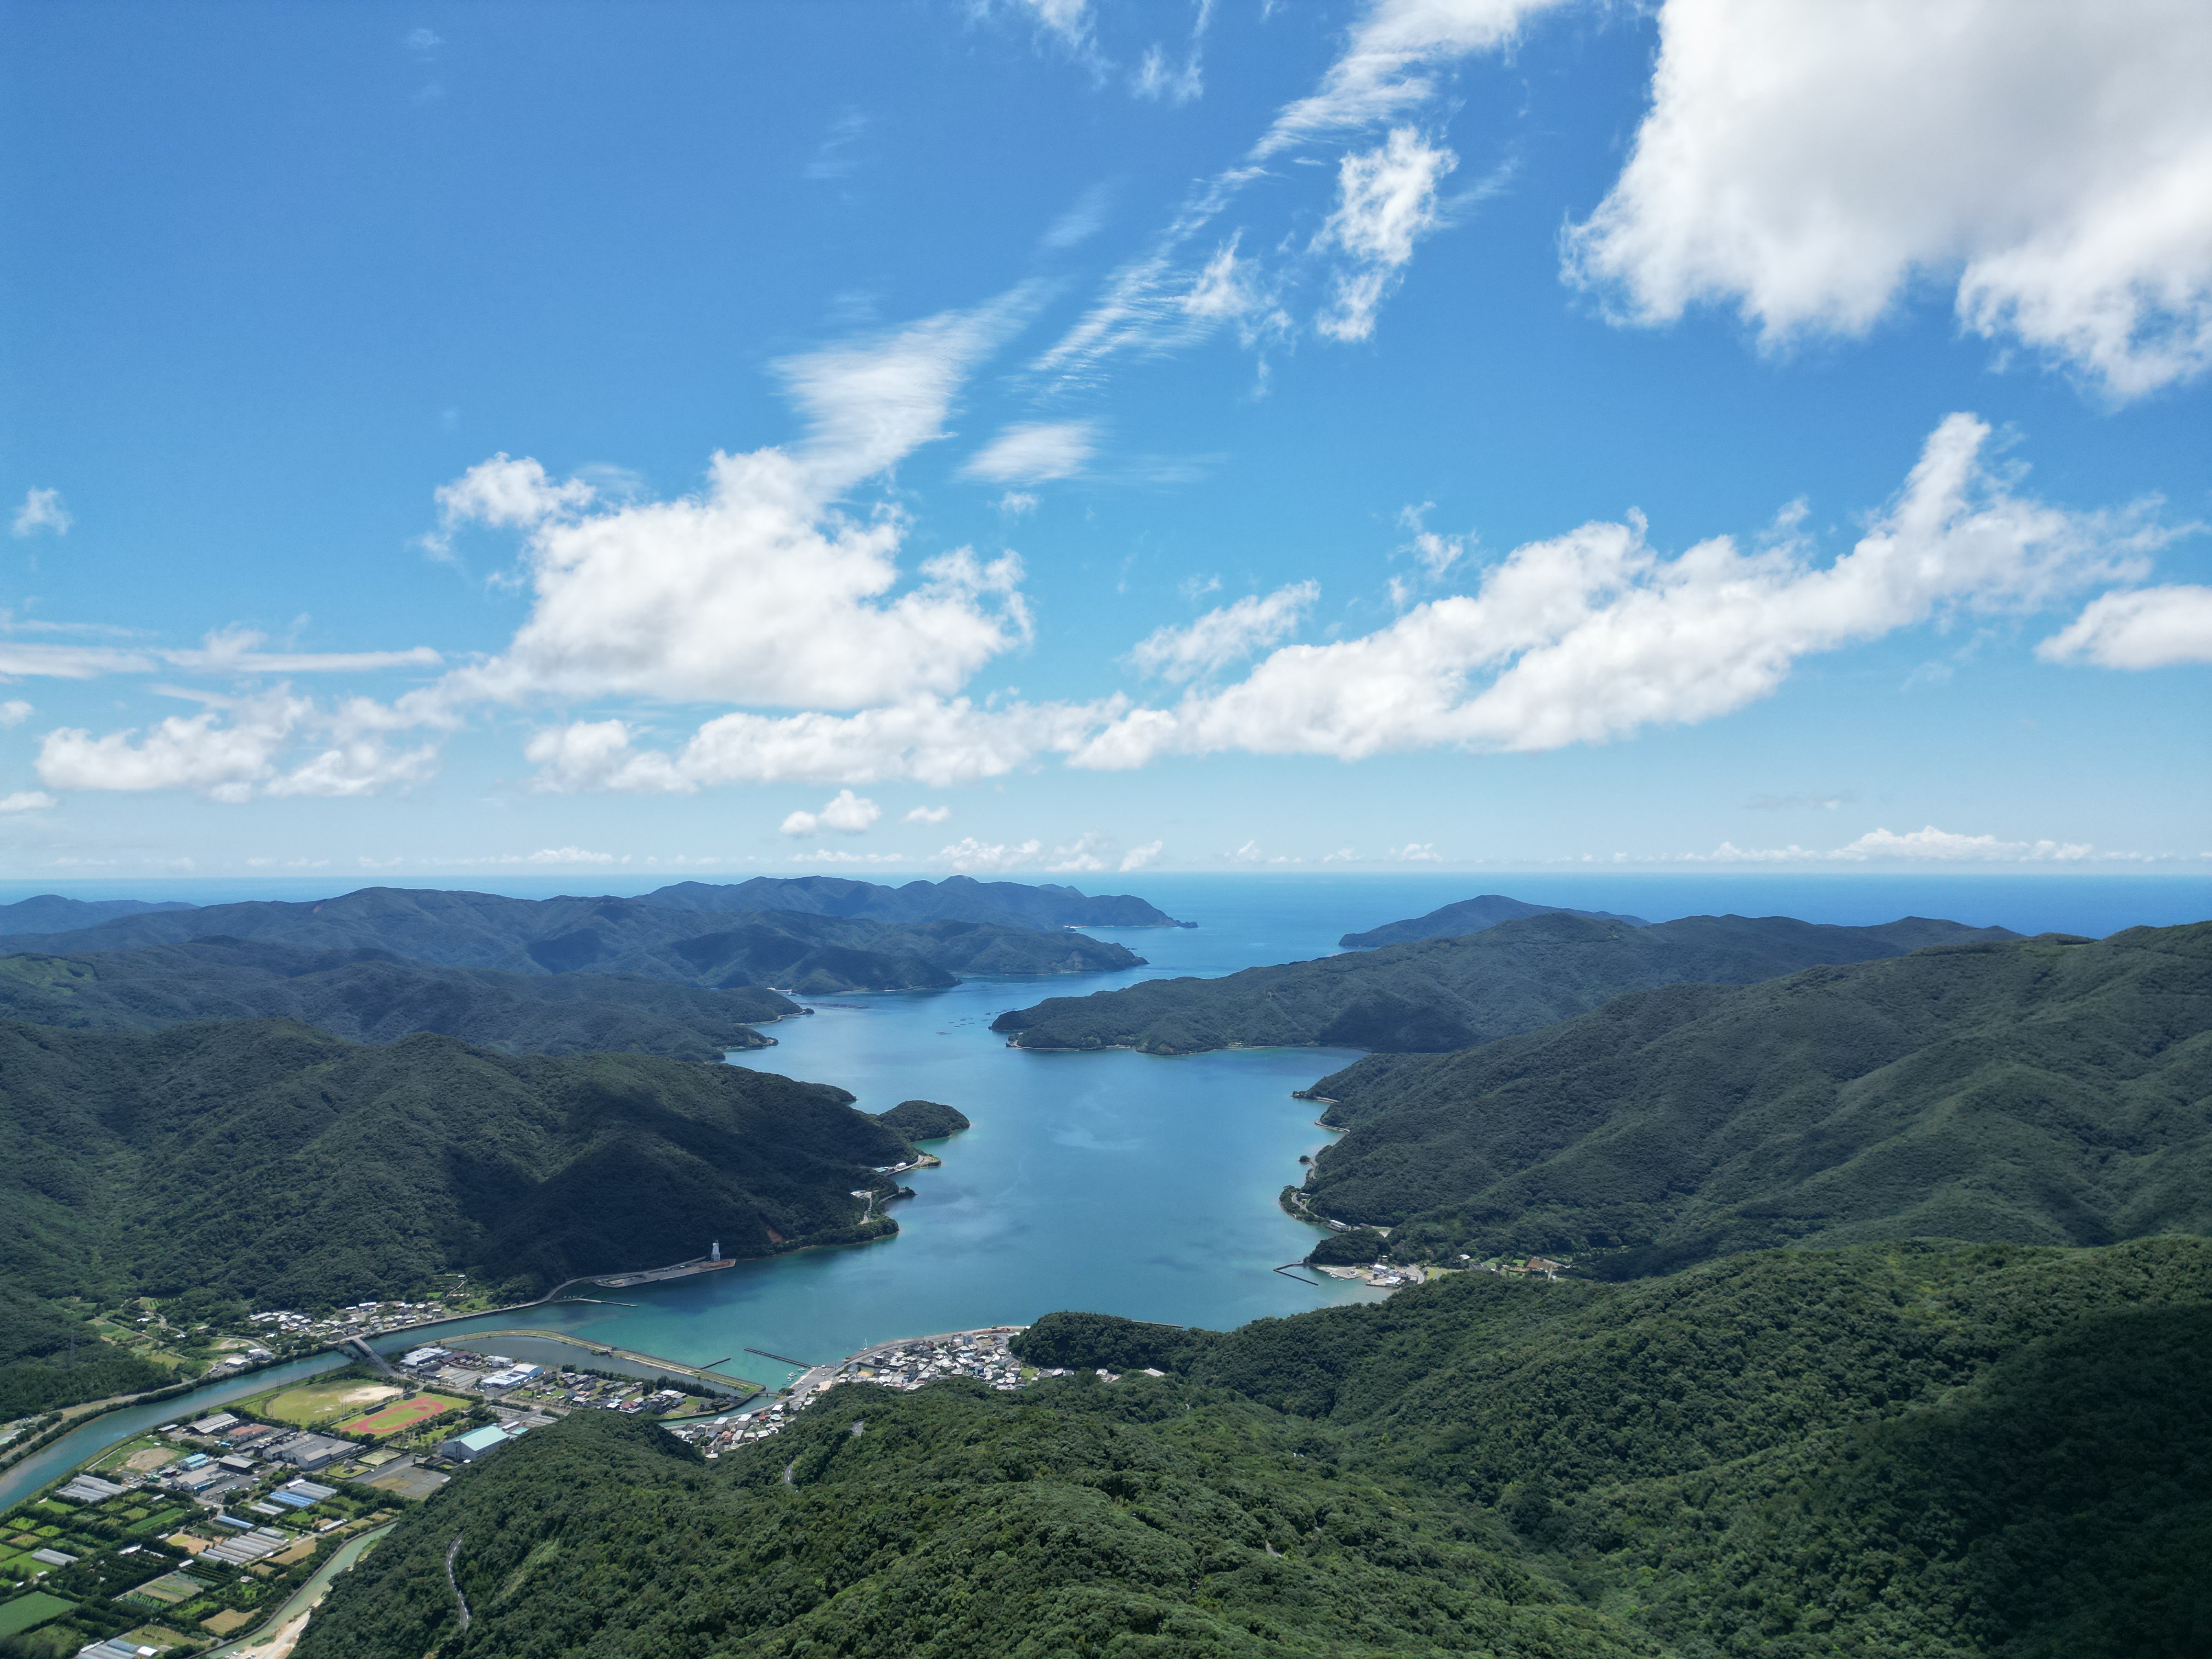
[248,1380,402,1427]
[338,1393,464,1436]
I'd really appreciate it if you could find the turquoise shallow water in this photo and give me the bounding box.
[8,874,2202,1495]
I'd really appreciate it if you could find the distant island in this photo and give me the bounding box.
[0,883,1153,995]
[993,909,2016,1054]
[1339,892,1647,947]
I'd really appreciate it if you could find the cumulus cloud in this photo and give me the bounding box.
[1119,839,1164,871]
[781,788,883,836]
[0,700,29,726]
[2038,585,2212,668]
[1317,128,1457,341]
[1046,831,1164,872]
[904,804,952,823]
[1128,582,1318,682]
[440,297,1040,712]
[1071,414,2170,768]
[1389,842,1442,861]
[12,488,71,538]
[938,836,1043,873]
[0,791,55,812]
[961,421,1098,484]
[1564,0,2212,399]
[37,689,444,803]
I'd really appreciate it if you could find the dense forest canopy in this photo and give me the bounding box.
[1295,925,2212,1272]
[0,1018,915,1323]
[992,911,2016,1054]
[0,887,1145,995]
[297,1238,2212,1659]
[0,938,799,1057]
[1338,893,1648,948]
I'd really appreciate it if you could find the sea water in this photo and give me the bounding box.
[410,872,2209,1392]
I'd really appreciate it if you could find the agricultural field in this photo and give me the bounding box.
[0,1590,76,1638]
[247,1379,402,1427]
[338,1393,463,1436]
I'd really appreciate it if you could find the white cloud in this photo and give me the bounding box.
[1686,825,2114,863]
[37,694,308,804]
[937,836,1042,873]
[1128,582,1318,682]
[1043,183,1114,250]
[1048,832,1113,872]
[527,847,618,865]
[1318,128,1457,341]
[790,849,909,864]
[1835,825,2094,862]
[0,700,29,726]
[1256,0,1567,157]
[1564,0,2212,399]
[804,110,870,181]
[781,788,882,837]
[1119,839,1164,872]
[402,26,442,53]
[1389,842,1442,861]
[961,421,1098,483]
[904,804,952,823]
[1072,414,2170,768]
[12,488,71,539]
[441,296,1039,712]
[1035,0,1562,386]
[0,791,55,813]
[526,695,1120,794]
[36,688,445,803]
[1398,503,1466,578]
[2038,585,2212,668]
[996,491,1040,518]
[164,627,443,675]
[425,454,595,558]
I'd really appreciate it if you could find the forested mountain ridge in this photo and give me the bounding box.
[992,910,2016,1054]
[1296,924,2212,1272]
[1340,893,1647,948]
[0,1018,915,1320]
[297,1238,2212,1659]
[0,937,800,1057]
[0,893,194,934]
[638,873,1187,928]
[0,886,1146,994]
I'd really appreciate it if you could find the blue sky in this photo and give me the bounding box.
[3,0,2208,883]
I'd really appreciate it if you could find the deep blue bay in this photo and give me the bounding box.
[411,871,2211,1393]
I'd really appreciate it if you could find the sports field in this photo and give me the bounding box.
[247,1380,402,1426]
[338,1393,463,1436]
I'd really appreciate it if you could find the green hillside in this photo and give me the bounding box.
[641,874,1187,928]
[1339,893,1646,947]
[0,1019,914,1324]
[296,1238,2212,1659]
[1296,924,2212,1272]
[992,910,2015,1054]
[0,885,1146,994]
[0,938,800,1057]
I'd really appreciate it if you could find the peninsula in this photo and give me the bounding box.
[993,908,2015,1053]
